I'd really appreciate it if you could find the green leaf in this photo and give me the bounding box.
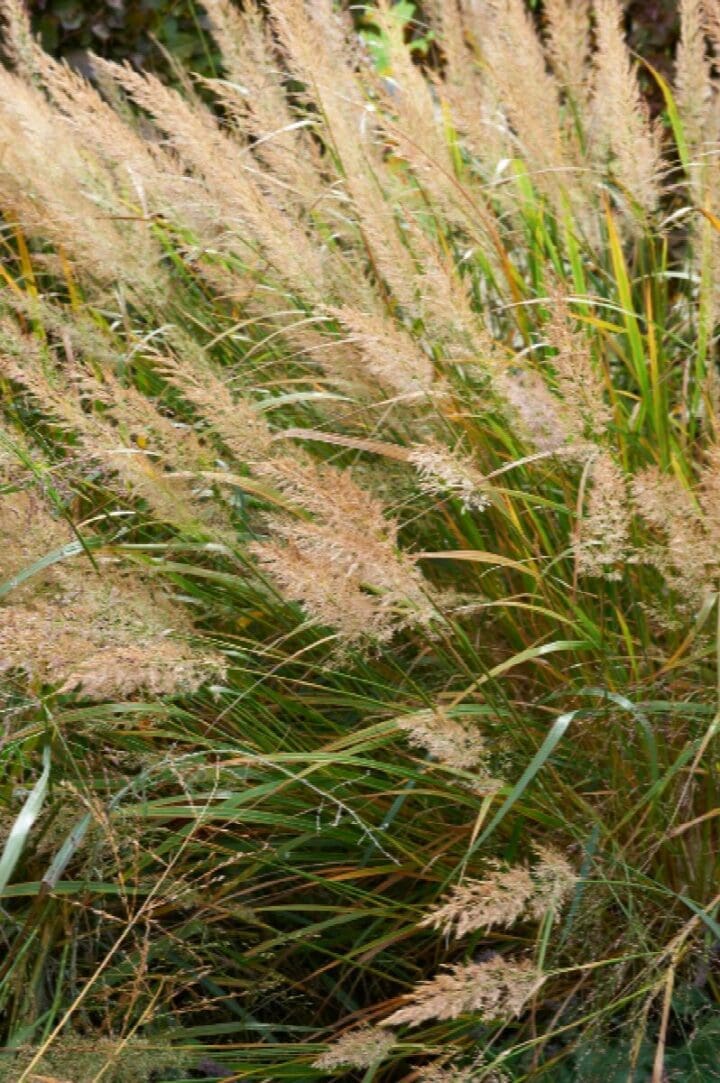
[0,746,51,897]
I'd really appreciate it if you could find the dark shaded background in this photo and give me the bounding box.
[27,0,680,88]
[28,0,218,75]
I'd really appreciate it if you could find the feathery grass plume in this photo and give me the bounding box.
[269,0,420,312]
[495,366,574,454]
[591,0,661,218]
[702,0,720,52]
[0,68,159,289]
[394,708,493,771]
[421,862,535,937]
[417,1054,510,1082]
[96,58,331,305]
[695,445,720,566]
[406,220,500,361]
[426,3,513,205]
[527,844,578,921]
[416,1065,477,1083]
[31,49,199,233]
[0,1036,191,1083]
[0,491,77,600]
[252,457,435,642]
[313,1026,395,1070]
[364,1,490,245]
[0,0,35,77]
[259,315,377,400]
[464,0,570,210]
[631,466,712,604]
[382,956,545,1026]
[201,0,324,205]
[544,290,611,438]
[426,0,469,85]
[676,0,714,163]
[408,439,490,510]
[328,306,439,400]
[0,597,224,698]
[0,319,224,532]
[544,0,591,106]
[422,846,576,938]
[157,347,274,466]
[0,490,225,697]
[2,1,720,1076]
[575,451,630,578]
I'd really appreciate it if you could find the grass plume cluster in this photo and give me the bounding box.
[1,0,720,1078]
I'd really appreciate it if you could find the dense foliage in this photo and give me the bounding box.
[28,0,218,76]
[1,0,719,1080]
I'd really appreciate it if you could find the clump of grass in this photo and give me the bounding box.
[0,0,719,1079]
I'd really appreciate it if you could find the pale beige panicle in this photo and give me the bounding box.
[544,0,591,105]
[416,1063,478,1083]
[410,226,497,361]
[252,457,435,643]
[697,445,720,548]
[0,67,159,290]
[702,0,720,52]
[576,452,630,579]
[0,0,35,76]
[496,367,571,454]
[544,290,611,438]
[426,12,512,213]
[365,1,483,241]
[269,0,419,312]
[422,847,577,938]
[1,580,225,700]
[0,1035,192,1083]
[201,0,324,204]
[421,862,535,938]
[0,604,224,699]
[463,0,570,210]
[591,0,661,217]
[0,490,76,601]
[528,844,578,920]
[369,0,449,171]
[0,318,227,533]
[96,58,330,305]
[408,440,490,511]
[252,533,382,641]
[32,48,199,233]
[328,307,438,401]
[395,708,490,770]
[158,347,273,466]
[382,956,544,1027]
[632,466,712,603]
[313,1026,395,1070]
[417,1055,510,1083]
[0,493,225,699]
[676,0,714,161]
[426,0,471,87]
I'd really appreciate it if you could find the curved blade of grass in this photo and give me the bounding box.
[417,549,540,579]
[677,894,720,942]
[605,204,648,403]
[559,823,601,946]
[0,538,102,600]
[639,56,690,175]
[0,746,51,897]
[466,709,577,858]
